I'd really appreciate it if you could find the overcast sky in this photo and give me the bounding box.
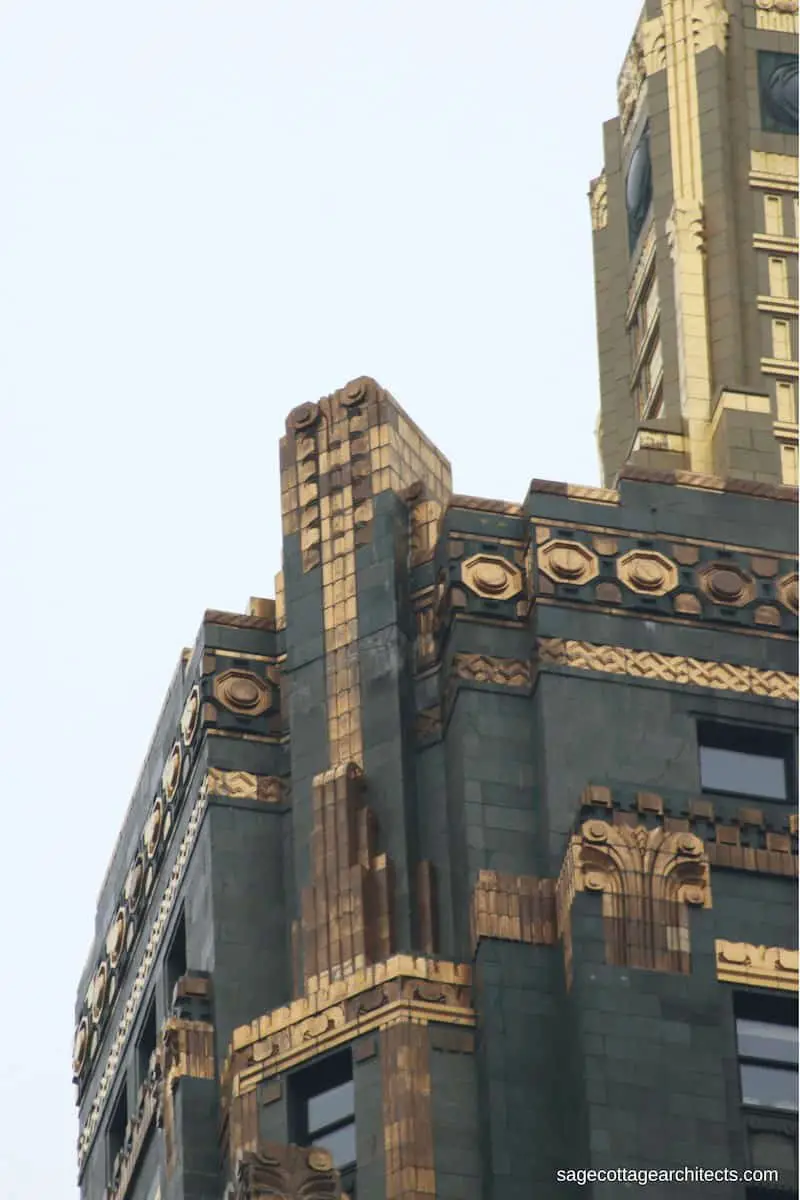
[0,2,641,1194]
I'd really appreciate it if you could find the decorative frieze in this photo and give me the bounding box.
[537,638,797,701]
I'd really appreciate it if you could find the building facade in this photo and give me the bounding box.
[74,3,799,1200]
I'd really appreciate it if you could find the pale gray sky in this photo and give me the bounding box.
[0,2,641,1194]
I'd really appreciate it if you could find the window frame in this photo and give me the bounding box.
[735,992,799,1117]
[164,909,187,1012]
[697,720,794,804]
[136,994,158,1090]
[290,1049,357,1176]
[106,1074,129,1184]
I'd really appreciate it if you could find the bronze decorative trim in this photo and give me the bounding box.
[715,941,799,992]
[382,1021,436,1198]
[207,768,288,805]
[451,653,531,689]
[234,1146,342,1199]
[77,777,210,1171]
[301,764,394,986]
[558,820,710,980]
[162,1018,215,1175]
[471,871,556,950]
[223,957,473,1102]
[537,638,797,700]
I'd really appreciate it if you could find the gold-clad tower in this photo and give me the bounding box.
[590,0,798,487]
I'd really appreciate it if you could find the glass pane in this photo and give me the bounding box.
[644,277,659,329]
[648,337,663,386]
[313,1120,356,1168]
[307,1079,354,1133]
[700,745,787,800]
[738,1018,799,1065]
[740,1063,798,1111]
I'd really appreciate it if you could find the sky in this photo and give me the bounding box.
[0,2,641,1194]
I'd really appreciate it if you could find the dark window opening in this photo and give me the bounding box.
[291,1049,356,1185]
[165,910,187,1010]
[107,1078,128,1181]
[137,996,157,1087]
[698,722,793,802]
[736,993,798,1114]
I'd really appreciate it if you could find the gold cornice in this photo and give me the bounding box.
[715,940,799,991]
[224,956,474,1098]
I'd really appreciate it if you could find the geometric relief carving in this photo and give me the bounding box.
[206,768,287,805]
[234,1145,343,1200]
[461,553,523,601]
[536,637,799,701]
[777,571,798,613]
[74,674,205,1103]
[214,669,272,717]
[77,776,210,1169]
[537,539,599,586]
[452,653,531,689]
[715,940,799,992]
[617,549,679,596]
[698,561,756,607]
[560,820,711,976]
[470,871,556,950]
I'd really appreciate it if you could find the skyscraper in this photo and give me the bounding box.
[75,4,798,1199]
[590,0,798,488]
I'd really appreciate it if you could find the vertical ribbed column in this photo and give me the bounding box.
[381,1021,435,1199]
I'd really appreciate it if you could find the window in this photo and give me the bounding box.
[765,196,784,237]
[698,722,793,802]
[137,996,157,1087]
[768,258,789,299]
[165,911,187,1011]
[291,1050,356,1183]
[772,319,792,361]
[776,381,796,424]
[630,271,660,359]
[736,994,798,1113]
[107,1077,129,1181]
[780,443,798,487]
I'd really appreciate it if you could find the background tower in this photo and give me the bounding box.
[590,0,798,486]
